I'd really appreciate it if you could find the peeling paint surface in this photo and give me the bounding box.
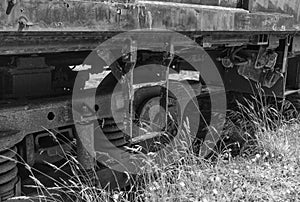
[0,0,297,32]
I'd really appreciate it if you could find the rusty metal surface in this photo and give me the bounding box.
[0,146,18,201]
[0,98,73,135]
[0,0,295,32]
[0,0,296,55]
[0,31,114,55]
[0,92,114,135]
[0,131,24,152]
[249,0,300,27]
[0,31,293,56]
[139,0,241,7]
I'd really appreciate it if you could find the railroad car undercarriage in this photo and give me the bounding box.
[1,0,300,200]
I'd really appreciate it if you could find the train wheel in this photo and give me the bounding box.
[134,92,180,152]
[95,85,180,190]
[286,94,300,118]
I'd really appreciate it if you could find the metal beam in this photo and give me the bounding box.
[0,92,113,135]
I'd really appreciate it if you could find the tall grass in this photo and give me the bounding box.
[137,91,300,201]
[7,91,300,202]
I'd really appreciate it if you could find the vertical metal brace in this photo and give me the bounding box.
[161,40,175,131]
[129,40,137,139]
[123,39,137,140]
[76,104,96,171]
[25,134,35,167]
[282,36,291,74]
[282,36,291,99]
